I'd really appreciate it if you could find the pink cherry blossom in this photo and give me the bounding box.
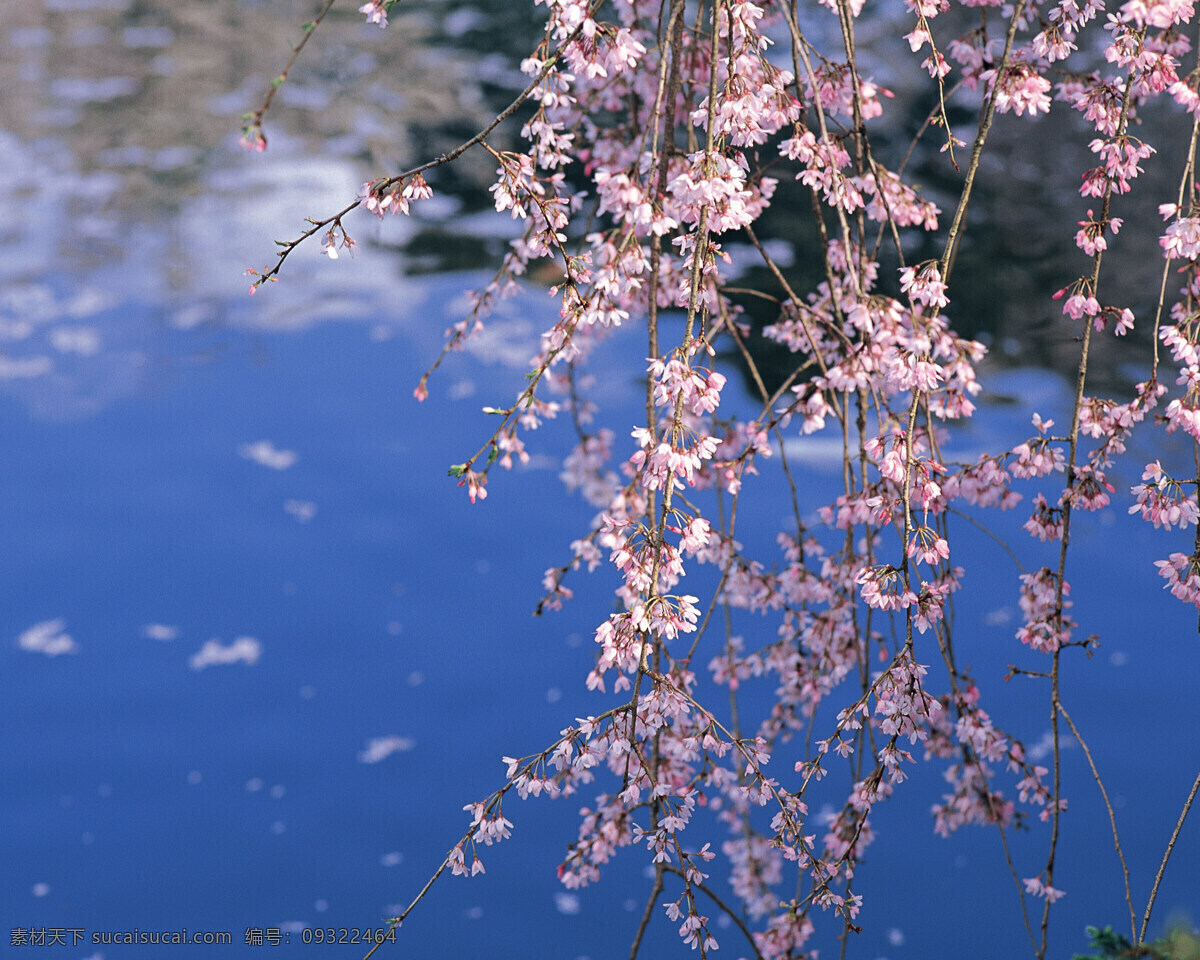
[982,62,1052,116]
[245,0,1200,951]
[1161,217,1200,260]
[359,0,389,28]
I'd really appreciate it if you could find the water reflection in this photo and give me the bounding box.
[1,0,1186,416]
[0,0,540,416]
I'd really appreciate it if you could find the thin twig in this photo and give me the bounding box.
[250,4,602,290]
[629,865,666,960]
[1056,700,1136,940]
[1140,767,1200,944]
[663,864,767,960]
[241,0,340,148]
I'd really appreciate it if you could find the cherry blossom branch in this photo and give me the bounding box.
[777,2,859,297]
[901,6,961,167]
[1140,767,1200,943]
[939,3,1026,285]
[1149,107,1200,379]
[927,630,1040,952]
[246,7,602,293]
[663,863,767,960]
[942,505,1027,574]
[1055,700,1136,940]
[240,0,339,153]
[242,0,1200,955]
[1041,28,1149,954]
[742,222,851,381]
[720,307,806,536]
[628,862,664,960]
[356,702,641,960]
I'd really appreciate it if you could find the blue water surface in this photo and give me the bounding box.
[2,280,1197,960]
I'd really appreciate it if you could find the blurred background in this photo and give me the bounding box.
[1,1,1197,958]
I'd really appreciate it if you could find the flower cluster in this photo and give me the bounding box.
[1016,568,1075,653]
[249,0,1200,950]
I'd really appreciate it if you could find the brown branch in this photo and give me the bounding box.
[662,864,767,960]
[629,865,665,960]
[1140,767,1200,944]
[249,5,602,291]
[1056,700,1136,940]
[241,0,340,151]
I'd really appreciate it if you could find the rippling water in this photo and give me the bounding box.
[2,3,1198,959]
